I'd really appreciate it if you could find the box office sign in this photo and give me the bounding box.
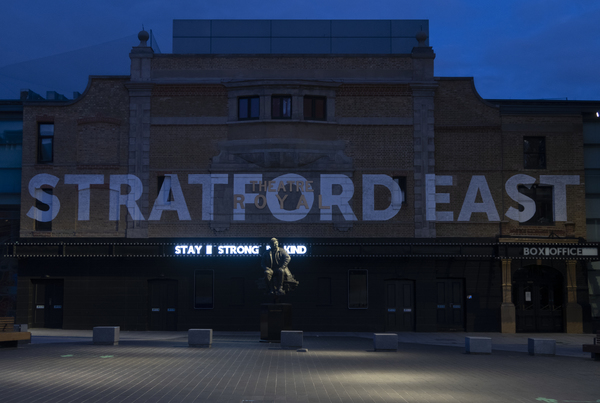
[522,247,597,257]
[25,173,579,223]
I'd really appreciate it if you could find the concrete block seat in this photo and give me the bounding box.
[188,329,212,347]
[528,338,556,356]
[374,333,398,351]
[93,326,120,345]
[465,337,491,354]
[281,330,303,349]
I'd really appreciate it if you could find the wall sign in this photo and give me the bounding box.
[173,243,308,256]
[26,172,580,224]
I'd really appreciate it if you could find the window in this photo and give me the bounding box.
[157,176,174,203]
[34,188,52,231]
[348,269,368,309]
[194,270,214,309]
[303,96,326,121]
[37,123,54,163]
[393,176,407,205]
[271,96,292,119]
[524,137,546,169]
[238,96,260,120]
[518,184,554,225]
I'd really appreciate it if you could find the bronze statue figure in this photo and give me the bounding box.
[261,238,299,296]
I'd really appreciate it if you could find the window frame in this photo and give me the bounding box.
[37,123,54,163]
[271,95,292,120]
[34,188,53,231]
[303,96,327,121]
[523,136,546,169]
[238,96,260,121]
[518,184,554,226]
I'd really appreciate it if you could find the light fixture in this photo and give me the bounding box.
[596,111,599,117]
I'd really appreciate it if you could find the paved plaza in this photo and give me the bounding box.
[0,329,598,403]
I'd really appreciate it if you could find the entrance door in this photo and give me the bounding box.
[436,279,464,331]
[32,279,64,328]
[148,279,178,331]
[385,280,415,331]
[513,266,563,332]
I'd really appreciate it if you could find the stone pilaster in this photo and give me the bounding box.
[411,33,437,238]
[565,260,583,333]
[500,259,516,333]
[126,31,154,238]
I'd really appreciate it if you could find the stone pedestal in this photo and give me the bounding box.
[188,329,213,348]
[374,333,398,351]
[465,337,491,354]
[260,303,292,342]
[281,330,303,349]
[528,338,556,356]
[93,326,120,345]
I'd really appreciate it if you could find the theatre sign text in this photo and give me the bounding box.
[25,173,579,223]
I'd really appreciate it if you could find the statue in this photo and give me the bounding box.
[261,238,299,296]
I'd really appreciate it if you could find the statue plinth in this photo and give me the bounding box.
[260,303,292,342]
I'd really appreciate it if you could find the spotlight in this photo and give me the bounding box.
[597,111,599,117]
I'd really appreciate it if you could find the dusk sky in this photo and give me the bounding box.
[1,0,598,100]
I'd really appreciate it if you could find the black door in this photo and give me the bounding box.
[436,279,464,331]
[513,266,563,332]
[148,279,178,331]
[32,279,64,328]
[385,280,415,331]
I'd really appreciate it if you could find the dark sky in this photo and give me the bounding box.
[1,0,598,100]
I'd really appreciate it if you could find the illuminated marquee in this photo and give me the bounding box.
[173,244,307,256]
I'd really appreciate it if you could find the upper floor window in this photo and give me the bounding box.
[34,188,53,231]
[271,96,292,119]
[518,184,554,226]
[38,123,54,163]
[238,96,259,120]
[304,96,326,121]
[524,136,546,169]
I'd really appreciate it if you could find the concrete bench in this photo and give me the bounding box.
[188,329,212,348]
[528,338,556,356]
[281,330,303,349]
[0,317,32,348]
[582,334,600,361]
[373,333,398,351]
[465,337,491,354]
[93,326,120,345]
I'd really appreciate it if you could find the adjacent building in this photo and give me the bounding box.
[8,20,600,333]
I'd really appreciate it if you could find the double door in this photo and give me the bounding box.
[32,279,64,328]
[148,279,178,331]
[436,279,464,331]
[385,280,415,331]
[513,267,563,332]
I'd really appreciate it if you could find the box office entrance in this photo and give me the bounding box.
[513,266,564,333]
[148,279,178,331]
[31,279,64,329]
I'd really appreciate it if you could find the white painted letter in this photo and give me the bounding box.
[539,175,580,221]
[109,175,145,221]
[267,173,314,221]
[64,174,104,221]
[149,174,191,221]
[362,174,403,221]
[26,174,61,222]
[319,174,357,221]
[426,174,453,221]
[505,174,537,222]
[188,174,229,220]
[458,176,500,221]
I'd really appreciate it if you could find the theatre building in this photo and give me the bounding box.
[8,20,599,333]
